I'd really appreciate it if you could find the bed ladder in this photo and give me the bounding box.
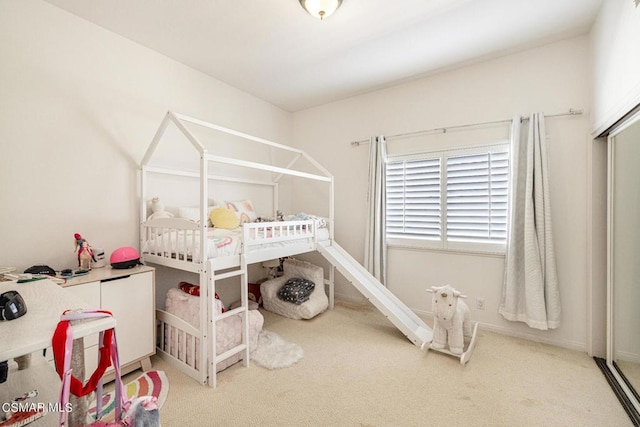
[317,241,433,348]
[207,259,250,388]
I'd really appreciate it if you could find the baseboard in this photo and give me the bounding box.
[333,296,585,352]
[474,323,586,353]
[594,357,640,426]
[413,307,585,352]
[333,291,370,306]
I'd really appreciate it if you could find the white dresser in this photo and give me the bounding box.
[47,265,156,376]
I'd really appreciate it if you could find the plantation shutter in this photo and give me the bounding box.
[445,150,509,244]
[386,158,441,240]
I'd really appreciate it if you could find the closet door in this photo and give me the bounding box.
[608,110,640,415]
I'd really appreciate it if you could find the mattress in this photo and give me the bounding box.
[163,287,264,372]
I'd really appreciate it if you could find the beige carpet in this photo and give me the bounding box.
[149,302,632,426]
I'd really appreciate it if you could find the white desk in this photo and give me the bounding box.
[0,279,115,361]
[0,278,116,426]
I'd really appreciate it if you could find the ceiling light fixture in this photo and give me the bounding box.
[299,0,343,20]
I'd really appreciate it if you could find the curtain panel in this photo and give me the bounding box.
[364,136,388,285]
[499,113,561,330]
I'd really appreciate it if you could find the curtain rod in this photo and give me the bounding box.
[350,108,584,146]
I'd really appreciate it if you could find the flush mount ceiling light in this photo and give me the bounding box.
[299,0,343,20]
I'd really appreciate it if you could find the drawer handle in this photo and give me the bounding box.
[101,275,131,283]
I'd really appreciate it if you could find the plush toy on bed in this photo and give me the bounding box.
[428,284,472,355]
[147,197,174,220]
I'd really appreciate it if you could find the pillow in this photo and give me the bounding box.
[178,206,218,223]
[179,281,200,296]
[277,277,315,305]
[178,281,225,313]
[219,200,257,224]
[210,207,240,229]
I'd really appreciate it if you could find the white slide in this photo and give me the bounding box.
[317,241,433,348]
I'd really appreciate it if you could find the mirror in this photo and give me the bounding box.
[608,110,640,414]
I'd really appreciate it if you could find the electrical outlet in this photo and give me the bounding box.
[476,298,485,310]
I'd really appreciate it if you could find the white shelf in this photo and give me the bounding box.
[0,356,60,426]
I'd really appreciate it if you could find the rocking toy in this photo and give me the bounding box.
[423,284,479,365]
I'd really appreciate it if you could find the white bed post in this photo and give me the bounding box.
[240,253,250,368]
[328,175,335,240]
[207,262,217,388]
[329,176,335,308]
[200,152,211,387]
[274,183,279,219]
[140,166,148,250]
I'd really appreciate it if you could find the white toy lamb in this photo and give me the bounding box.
[428,284,472,355]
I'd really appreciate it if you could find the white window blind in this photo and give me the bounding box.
[386,158,441,241]
[446,151,509,245]
[385,145,509,252]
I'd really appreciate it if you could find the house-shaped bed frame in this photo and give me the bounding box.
[140,111,434,387]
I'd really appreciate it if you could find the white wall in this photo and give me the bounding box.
[591,0,640,133]
[292,36,591,350]
[0,0,291,279]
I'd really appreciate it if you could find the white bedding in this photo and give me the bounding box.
[143,228,242,259]
[163,287,264,372]
[142,224,329,260]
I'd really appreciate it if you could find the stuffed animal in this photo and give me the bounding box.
[124,396,160,427]
[147,197,174,220]
[428,284,472,355]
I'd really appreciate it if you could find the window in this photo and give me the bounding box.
[385,144,509,253]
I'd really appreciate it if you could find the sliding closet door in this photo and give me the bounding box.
[608,112,640,413]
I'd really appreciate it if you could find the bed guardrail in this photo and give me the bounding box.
[142,217,325,269]
[142,218,201,263]
[243,220,315,246]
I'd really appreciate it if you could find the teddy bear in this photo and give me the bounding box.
[147,197,174,220]
[428,284,472,355]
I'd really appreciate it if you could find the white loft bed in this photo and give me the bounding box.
[139,111,335,388]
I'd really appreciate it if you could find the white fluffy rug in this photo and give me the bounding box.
[251,330,304,370]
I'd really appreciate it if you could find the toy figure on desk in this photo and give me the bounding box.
[74,233,96,271]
